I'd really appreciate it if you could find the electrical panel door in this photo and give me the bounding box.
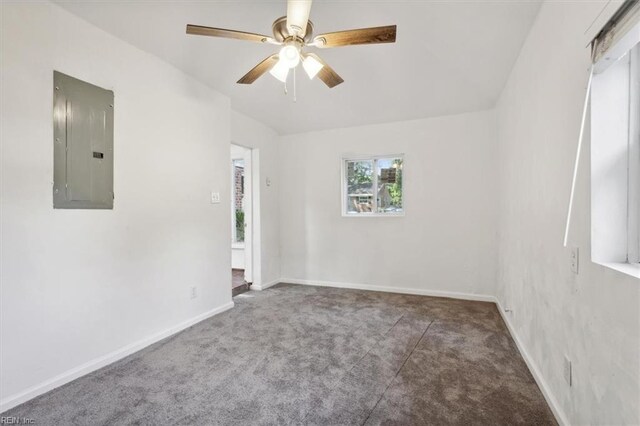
[53,71,114,209]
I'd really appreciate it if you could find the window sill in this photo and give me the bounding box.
[342,213,405,218]
[595,261,640,279]
[232,243,245,250]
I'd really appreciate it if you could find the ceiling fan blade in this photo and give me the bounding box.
[286,0,312,37]
[237,54,280,84]
[305,53,343,88]
[313,25,396,48]
[186,24,273,43]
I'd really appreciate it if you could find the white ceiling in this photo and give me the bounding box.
[54,0,542,134]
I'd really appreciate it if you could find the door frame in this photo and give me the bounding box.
[230,143,260,286]
[242,148,253,283]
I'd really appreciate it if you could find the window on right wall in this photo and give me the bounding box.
[591,30,640,267]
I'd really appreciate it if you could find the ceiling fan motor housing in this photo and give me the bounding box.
[272,16,314,43]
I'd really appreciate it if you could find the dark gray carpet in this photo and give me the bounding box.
[3,283,556,425]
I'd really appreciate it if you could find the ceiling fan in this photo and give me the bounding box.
[186,0,396,89]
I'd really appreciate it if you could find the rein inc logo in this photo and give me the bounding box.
[1,418,35,424]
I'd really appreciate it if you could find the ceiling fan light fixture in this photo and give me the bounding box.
[302,55,323,79]
[269,59,290,82]
[278,44,301,68]
[186,1,397,90]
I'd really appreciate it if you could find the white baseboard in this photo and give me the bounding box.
[495,299,568,426]
[250,278,280,291]
[280,277,496,302]
[0,301,234,413]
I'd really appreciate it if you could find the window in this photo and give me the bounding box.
[342,156,403,216]
[591,39,640,267]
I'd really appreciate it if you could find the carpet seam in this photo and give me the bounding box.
[297,314,407,425]
[345,313,406,377]
[360,319,435,426]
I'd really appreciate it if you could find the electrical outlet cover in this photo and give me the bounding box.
[570,247,579,274]
[563,355,572,386]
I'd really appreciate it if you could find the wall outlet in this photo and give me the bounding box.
[210,192,220,204]
[563,355,572,386]
[570,247,579,274]
[190,286,197,299]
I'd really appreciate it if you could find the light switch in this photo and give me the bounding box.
[211,192,221,204]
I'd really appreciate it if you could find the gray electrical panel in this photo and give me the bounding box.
[53,71,114,209]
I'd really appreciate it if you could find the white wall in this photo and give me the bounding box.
[0,1,232,410]
[278,111,498,298]
[231,111,280,288]
[495,1,640,424]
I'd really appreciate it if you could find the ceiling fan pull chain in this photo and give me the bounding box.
[284,79,288,95]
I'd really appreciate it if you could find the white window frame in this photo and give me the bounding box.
[627,44,640,263]
[591,39,640,277]
[341,154,405,218]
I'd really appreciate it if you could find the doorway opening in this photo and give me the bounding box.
[231,144,253,296]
